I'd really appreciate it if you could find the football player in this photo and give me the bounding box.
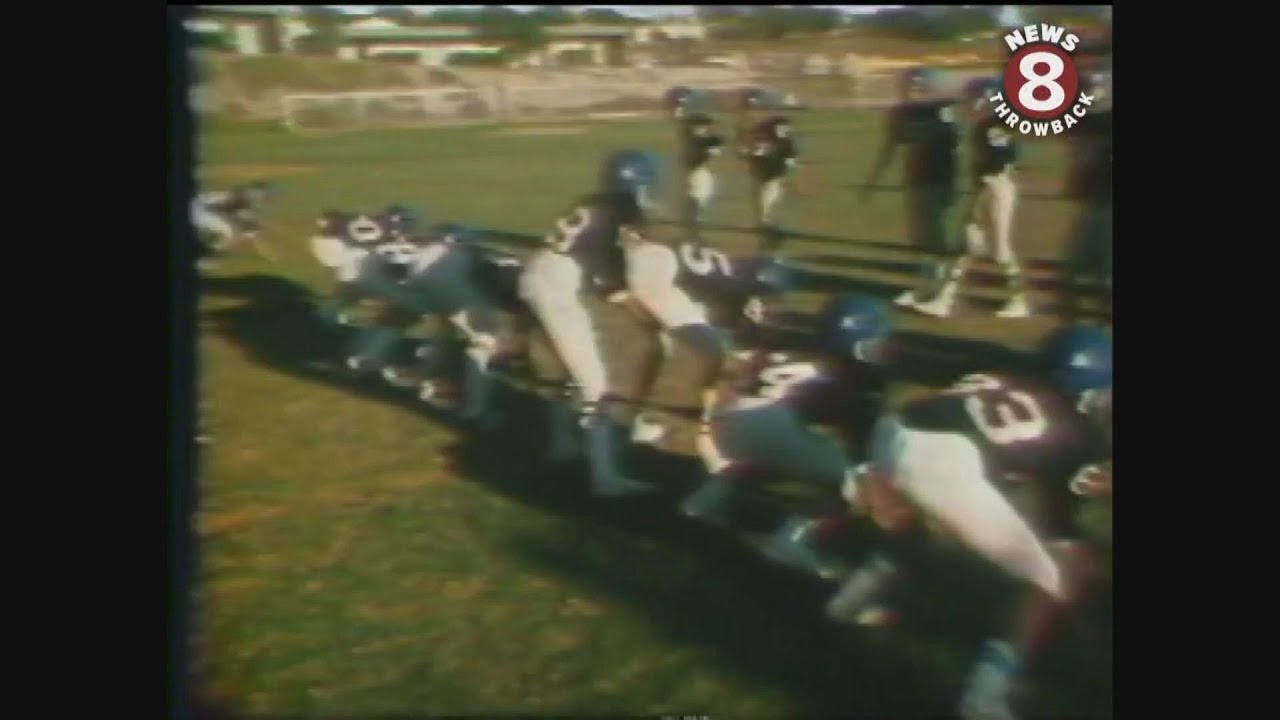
[679,293,892,580]
[309,205,426,376]
[679,113,727,242]
[738,89,801,254]
[861,68,961,309]
[826,325,1113,720]
[376,223,523,429]
[620,235,793,446]
[516,149,664,497]
[309,202,424,325]
[911,77,1028,319]
[1062,71,1112,321]
[192,180,278,264]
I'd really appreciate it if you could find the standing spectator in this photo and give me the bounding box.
[1062,71,1112,320]
[737,88,801,255]
[913,77,1028,319]
[665,87,724,242]
[860,68,960,309]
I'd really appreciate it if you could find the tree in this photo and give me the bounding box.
[373,6,417,27]
[301,6,344,55]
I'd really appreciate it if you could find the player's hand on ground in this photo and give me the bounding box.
[847,464,916,532]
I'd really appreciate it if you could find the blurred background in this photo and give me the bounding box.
[186,5,1112,132]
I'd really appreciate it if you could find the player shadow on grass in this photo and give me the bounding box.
[199,273,1109,720]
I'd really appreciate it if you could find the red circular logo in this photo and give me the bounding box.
[1003,43,1079,120]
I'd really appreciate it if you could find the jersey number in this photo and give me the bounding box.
[756,359,820,401]
[546,207,592,253]
[679,243,733,277]
[347,216,384,244]
[946,374,1047,446]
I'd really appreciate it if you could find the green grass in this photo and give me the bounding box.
[194,112,1111,718]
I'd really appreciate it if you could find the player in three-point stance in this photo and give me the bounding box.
[826,325,1113,720]
[191,180,278,265]
[517,149,664,498]
[911,77,1029,319]
[679,293,892,580]
[309,204,426,375]
[861,68,961,309]
[666,87,726,242]
[620,232,793,447]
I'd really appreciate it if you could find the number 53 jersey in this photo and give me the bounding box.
[899,373,1110,534]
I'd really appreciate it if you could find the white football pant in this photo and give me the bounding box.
[965,172,1018,265]
[758,177,785,225]
[518,250,610,403]
[869,416,1065,601]
[625,242,709,331]
[191,196,235,249]
[688,166,716,209]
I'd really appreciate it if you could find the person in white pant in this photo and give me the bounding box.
[190,181,277,264]
[912,78,1028,319]
[517,149,665,498]
[666,87,724,242]
[828,325,1113,720]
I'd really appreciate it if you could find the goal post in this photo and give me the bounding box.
[279,87,503,134]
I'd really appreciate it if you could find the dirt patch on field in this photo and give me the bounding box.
[497,126,588,137]
[203,163,315,181]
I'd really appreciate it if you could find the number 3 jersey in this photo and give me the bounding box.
[718,348,889,455]
[900,373,1110,537]
[545,190,644,298]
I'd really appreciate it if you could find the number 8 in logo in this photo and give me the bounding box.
[1004,44,1079,120]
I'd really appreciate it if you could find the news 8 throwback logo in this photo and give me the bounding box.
[989,24,1096,136]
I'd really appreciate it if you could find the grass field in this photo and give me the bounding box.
[192,111,1112,718]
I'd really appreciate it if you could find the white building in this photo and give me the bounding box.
[337,18,502,67]
[631,18,709,44]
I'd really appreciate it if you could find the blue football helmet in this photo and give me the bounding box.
[1042,325,1113,397]
[601,148,663,200]
[666,86,708,118]
[748,255,794,296]
[820,293,891,363]
[903,67,941,98]
[740,87,790,111]
[382,203,422,235]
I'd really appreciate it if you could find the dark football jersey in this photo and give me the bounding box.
[669,243,763,322]
[900,373,1110,537]
[970,114,1019,184]
[472,250,526,313]
[679,116,725,169]
[886,99,960,187]
[722,349,888,454]
[744,119,798,179]
[543,190,642,298]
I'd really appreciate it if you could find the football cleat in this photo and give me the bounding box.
[761,517,848,580]
[994,295,1031,318]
